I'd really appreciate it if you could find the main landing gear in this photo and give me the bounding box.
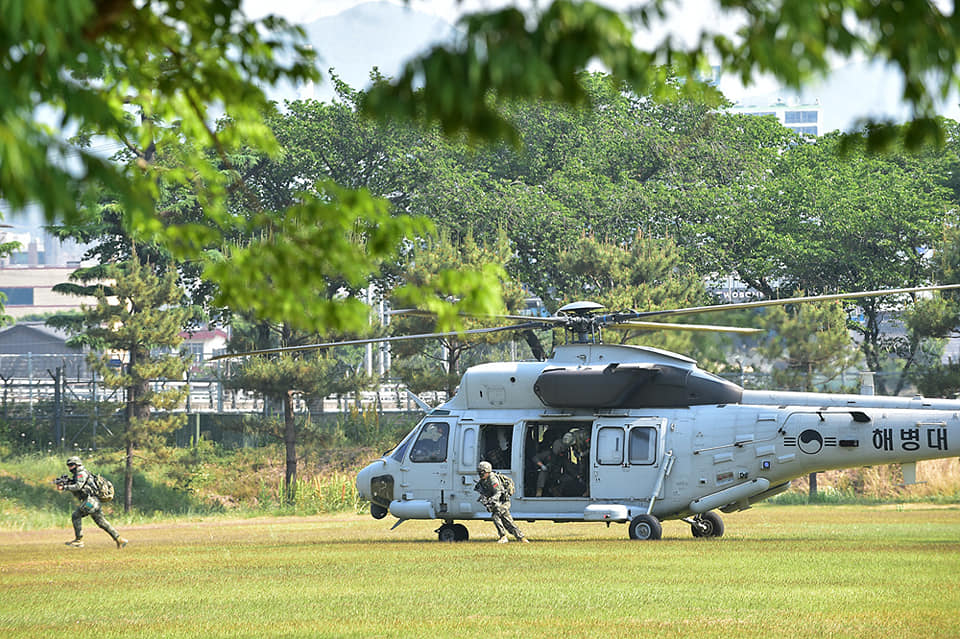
[628,514,662,540]
[436,521,470,542]
[628,511,725,540]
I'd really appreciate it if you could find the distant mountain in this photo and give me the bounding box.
[272,1,457,103]
[288,3,958,130]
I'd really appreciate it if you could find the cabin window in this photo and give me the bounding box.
[478,425,513,470]
[596,427,624,465]
[410,422,449,463]
[628,427,657,465]
[522,421,592,497]
[460,427,477,467]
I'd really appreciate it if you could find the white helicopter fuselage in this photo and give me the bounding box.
[356,343,960,540]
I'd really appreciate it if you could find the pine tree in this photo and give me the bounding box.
[55,255,191,512]
[759,301,862,393]
[389,230,525,396]
[225,322,373,504]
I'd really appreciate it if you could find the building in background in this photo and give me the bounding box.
[180,328,229,364]
[0,266,98,319]
[728,97,823,136]
[0,218,96,319]
[0,322,89,378]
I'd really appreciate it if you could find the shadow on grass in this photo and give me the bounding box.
[2,472,219,517]
[0,474,64,511]
[120,469,224,516]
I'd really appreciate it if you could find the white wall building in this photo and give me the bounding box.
[728,97,823,136]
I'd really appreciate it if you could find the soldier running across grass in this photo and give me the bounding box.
[474,461,529,544]
[57,456,128,549]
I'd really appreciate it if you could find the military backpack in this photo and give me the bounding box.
[89,473,115,502]
[494,472,515,499]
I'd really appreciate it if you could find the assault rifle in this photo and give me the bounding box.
[53,475,73,488]
[473,480,494,510]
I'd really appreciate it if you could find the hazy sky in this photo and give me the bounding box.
[243,0,506,23]
[242,1,633,24]
[240,0,763,97]
[241,0,739,48]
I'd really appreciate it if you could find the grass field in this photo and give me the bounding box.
[2,504,959,638]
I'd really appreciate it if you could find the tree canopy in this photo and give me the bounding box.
[54,256,191,511]
[6,0,960,326]
[368,0,960,150]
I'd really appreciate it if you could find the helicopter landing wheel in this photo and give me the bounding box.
[437,523,457,542]
[437,522,469,542]
[691,511,724,538]
[370,503,388,520]
[628,514,662,540]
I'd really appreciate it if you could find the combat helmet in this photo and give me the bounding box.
[477,461,493,474]
[66,456,82,467]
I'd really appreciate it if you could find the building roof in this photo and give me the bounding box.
[0,323,88,378]
[0,323,79,353]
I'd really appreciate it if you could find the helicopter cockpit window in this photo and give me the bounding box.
[478,425,513,470]
[410,422,449,463]
[628,427,657,465]
[389,431,415,463]
[596,427,624,465]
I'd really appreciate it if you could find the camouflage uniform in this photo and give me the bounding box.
[533,439,583,496]
[475,464,527,542]
[61,459,125,548]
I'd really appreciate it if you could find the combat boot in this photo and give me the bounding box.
[65,538,84,548]
[497,536,509,543]
[115,537,128,549]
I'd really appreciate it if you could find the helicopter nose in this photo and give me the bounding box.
[356,459,389,501]
[355,463,375,500]
[356,460,396,517]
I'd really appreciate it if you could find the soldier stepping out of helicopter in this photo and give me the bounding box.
[475,461,529,543]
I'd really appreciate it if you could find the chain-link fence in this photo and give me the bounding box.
[0,352,440,453]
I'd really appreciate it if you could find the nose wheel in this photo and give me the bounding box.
[436,522,469,542]
[689,511,724,538]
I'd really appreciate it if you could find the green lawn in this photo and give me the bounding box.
[2,504,959,638]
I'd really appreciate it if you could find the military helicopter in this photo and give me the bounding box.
[222,285,960,541]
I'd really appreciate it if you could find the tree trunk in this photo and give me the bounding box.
[283,390,297,504]
[124,437,134,513]
[124,352,137,514]
[123,348,151,514]
[445,347,461,396]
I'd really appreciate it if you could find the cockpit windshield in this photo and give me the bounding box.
[387,428,417,462]
[410,422,450,462]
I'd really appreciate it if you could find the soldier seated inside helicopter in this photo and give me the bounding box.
[524,423,591,498]
[479,425,513,470]
[409,422,449,462]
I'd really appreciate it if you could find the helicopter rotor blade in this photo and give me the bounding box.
[210,285,959,361]
[208,321,548,361]
[612,320,764,334]
[387,308,570,325]
[627,284,960,320]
